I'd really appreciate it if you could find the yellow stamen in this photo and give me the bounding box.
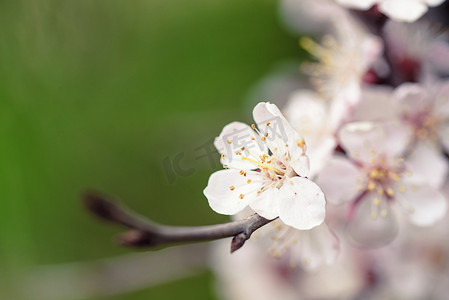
[241,157,284,175]
[386,188,394,196]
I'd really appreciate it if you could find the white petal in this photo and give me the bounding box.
[346,193,399,247]
[278,177,326,230]
[316,156,362,205]
[425,0,445,6]
[253,102,306,160]
[338,122,384,163]
[392,83,429,115]
[335,0,377,9]
[339,121,409,164]
[406,143,448,189]
[307,135,337,177]
[380,121,412,159]
[351,85,396,122]
[249,187,280,220]
[283,90,337,176]
[203,169,263,215]
[283,90,327,138]
[379,0,428,22]
[295,222,340,271]
[289,155,311,179]
[397,181,447,226]
[214,121,267,170]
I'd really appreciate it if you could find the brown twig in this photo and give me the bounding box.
[83,190,273,253]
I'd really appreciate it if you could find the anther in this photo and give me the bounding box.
[229,186,235,191]
[367,182,376,191]
[386,188,394,196]
[239,194,244,199]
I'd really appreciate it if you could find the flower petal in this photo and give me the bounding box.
[294,222,340,271]
[339,121,409,164]
[425,0,445,6]
[338,121,384,163]
[335,0,377,10]
[392,83,429,115]
[346,193,398,247]
[406,142,448,189]
[397,181,447,226]
[253,102,307,166]
[203,169,263,215]
[249,187,280,220]
[278,177,326,230]
[316,156,362,205]
[379,0,428,22]
[214,121,267,170]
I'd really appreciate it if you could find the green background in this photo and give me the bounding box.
[0,0,302,299]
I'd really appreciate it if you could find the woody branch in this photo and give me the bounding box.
[83,190,273,253]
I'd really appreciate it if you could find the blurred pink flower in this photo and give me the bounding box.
[317,121,447,246]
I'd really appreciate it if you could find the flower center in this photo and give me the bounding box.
[356,153,407,220]
[241,156,285,176]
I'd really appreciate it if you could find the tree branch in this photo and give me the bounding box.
[83,190,273,253]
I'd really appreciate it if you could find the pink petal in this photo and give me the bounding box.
[346,193,399,247]
[316,157,362,205]
[338,122,384,164]
[406,143,448,189]
[294,222,340,270]
[397,181,447,226]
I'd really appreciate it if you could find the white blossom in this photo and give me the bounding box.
[204,102,326,230]
[300,18,382,121]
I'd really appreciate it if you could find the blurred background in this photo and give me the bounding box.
[0,0,303,299]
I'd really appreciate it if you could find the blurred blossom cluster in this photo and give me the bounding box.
[203,1,449,299]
